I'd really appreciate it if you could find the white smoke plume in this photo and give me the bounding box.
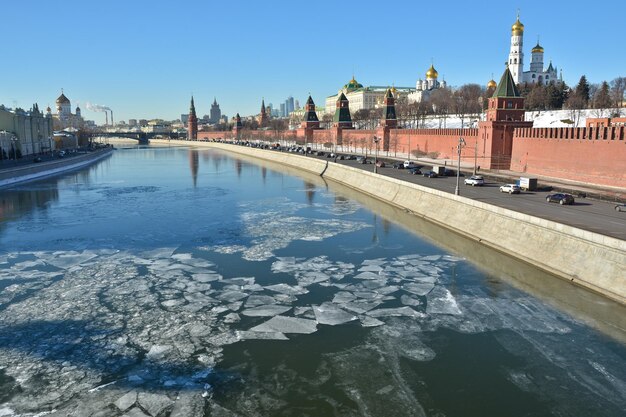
[85,102,111,112]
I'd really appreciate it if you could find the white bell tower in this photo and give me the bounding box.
[508,11,525,84]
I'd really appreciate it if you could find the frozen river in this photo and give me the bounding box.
[0,145,624,416]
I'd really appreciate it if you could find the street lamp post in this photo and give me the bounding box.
[373,136,380,173]
[454,137,466,196]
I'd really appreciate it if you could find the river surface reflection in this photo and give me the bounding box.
[0,145,624,417]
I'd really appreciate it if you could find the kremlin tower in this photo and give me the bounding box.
[187,96,198,140]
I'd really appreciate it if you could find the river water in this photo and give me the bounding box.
[0,145,624,417]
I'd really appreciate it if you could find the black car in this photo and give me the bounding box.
[423,170,439,178]
[546,193,575,205]
[407,167,422,175]
[392,162,405,169]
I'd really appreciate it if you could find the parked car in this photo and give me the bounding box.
[315,151,325,156]
[423,170,439,178]
[464,175,485,186]
[499,184,521,194]
[392,162,405,169]
[407,167,422,175]
[403,160,417,169]
[615,204,626,212]
[375,160,385,168]
[546,193,575,205]
[356,156,368,164]
[33,156,43,163]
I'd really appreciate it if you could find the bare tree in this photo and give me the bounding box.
[610,77,626,108]
[321,113,333,129]
[454,84,483,128]
[592,81,612,117]
[430,88,453,128]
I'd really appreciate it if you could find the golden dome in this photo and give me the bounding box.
[425,64,438,79]
[511,18,524,35]
[391,86,397,93]
[531,43,544,53]
[487,79,497,89]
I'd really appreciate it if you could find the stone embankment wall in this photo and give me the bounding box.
[0,148,114,188]
[155,139,625,305]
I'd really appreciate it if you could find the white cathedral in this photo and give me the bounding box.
[508,13,558,85]
[407,64,447,104]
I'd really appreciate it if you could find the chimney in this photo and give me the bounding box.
[110,110,114,126]
[105,111,108,126]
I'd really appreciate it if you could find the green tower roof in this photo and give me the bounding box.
[492,66,521,98]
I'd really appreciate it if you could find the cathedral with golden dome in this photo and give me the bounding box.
[407,63,447,104]
[507,13,558,85]
[53,90,84,129]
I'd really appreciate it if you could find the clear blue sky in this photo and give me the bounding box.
[1,0,623,125]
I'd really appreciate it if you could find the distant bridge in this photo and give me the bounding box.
[88,131,186,144]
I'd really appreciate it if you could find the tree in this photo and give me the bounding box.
[430,88,453,128]
[525,84,548,111]
[592,81,612,113]
[574,75,591,106]
[321,113,333,129]
[546,82,568,109]
[453,84,483,128]
[610,77,626,108]
[352,109,369,129]
[565,93,586,127]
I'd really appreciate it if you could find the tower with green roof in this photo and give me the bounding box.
[487,66,525,122]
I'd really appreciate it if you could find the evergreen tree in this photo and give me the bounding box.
[575,75,590,105]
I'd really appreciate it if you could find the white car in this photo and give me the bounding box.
[500,184,521,194]
[403,160,417,169]
[464,175,484,186]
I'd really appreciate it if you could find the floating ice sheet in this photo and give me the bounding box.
[249,316,318,334]
[241,305,291,317]
[313,303,357,326]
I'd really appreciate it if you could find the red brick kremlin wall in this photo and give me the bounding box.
[196,126,625,188]
[510,126,626,187]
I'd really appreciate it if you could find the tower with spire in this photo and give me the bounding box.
[298,95,320,144]
[209,97,221,124]
[258,98,269,128]
[187,96,198,140]
[478,65,533,170]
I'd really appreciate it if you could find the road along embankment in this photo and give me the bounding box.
[0,147,114,188]
[153,140,626,305]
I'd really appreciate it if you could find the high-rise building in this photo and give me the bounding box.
[209,97,221,124]
[280,103,286,118]
[286,96,295,115]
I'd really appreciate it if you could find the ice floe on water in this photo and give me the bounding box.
[198,198,371,261]
[0,246,623,415]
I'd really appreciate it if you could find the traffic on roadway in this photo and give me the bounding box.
[221,141,626,241]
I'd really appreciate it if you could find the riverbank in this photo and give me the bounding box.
[152,139,625,305]
[0,147,114,188]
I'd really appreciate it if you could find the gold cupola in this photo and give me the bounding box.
[531,43,544,53]
[511,15,524,36]
[425,64,438,79]
[487,79,497,89]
